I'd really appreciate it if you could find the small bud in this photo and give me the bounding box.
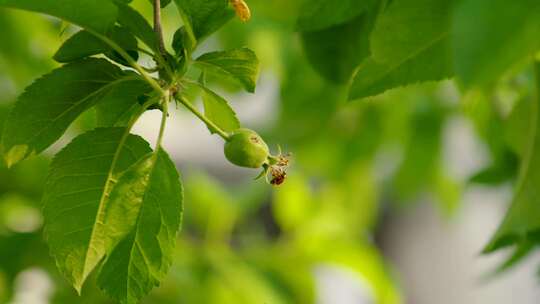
[230,0,251,22]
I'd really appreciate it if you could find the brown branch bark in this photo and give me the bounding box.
[153,0,167,56]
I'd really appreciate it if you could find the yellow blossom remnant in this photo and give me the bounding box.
[230,0,251,22]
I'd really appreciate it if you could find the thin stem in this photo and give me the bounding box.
[175,94,231,141]
[88,29,163,94]
[153,0,167,57]
[156,92,170,150]
[152,0,176,82]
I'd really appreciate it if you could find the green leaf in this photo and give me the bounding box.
[296,0,375,31]
[506,97,533,158]
[349,0,454,99]
[195,48,260,93]
[43,128,152,292]
[54,26,139,64]
[349,41,453,99]
[172,0,235,46]
[116,3,158,51]
[484,64,540,253]
[491,242,534,276]
[301,13,374,84]
[369,0,454,65]
[97,148,182,304]
[95,78,152,127]
[201,86,241,134]
[1,58,134,167]
[452,0,540,88]
[172,27,190,55]
[393,102,444,201]
[468,152,518,186]
[0,0,118,33]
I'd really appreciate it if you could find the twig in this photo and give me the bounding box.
[153,0,167,57]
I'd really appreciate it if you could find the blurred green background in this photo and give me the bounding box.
[1,1,540,303]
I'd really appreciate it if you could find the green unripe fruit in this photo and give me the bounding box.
[224,128,269,168]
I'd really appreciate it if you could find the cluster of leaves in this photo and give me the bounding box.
[296,0,540,273]
[0,0,261,303]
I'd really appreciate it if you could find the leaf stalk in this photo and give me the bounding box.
[156,92,170,150]
[88,29,163,94]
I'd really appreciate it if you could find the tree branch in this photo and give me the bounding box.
[153,0,167,56]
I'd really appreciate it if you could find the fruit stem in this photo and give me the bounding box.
[175,94,232,141]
